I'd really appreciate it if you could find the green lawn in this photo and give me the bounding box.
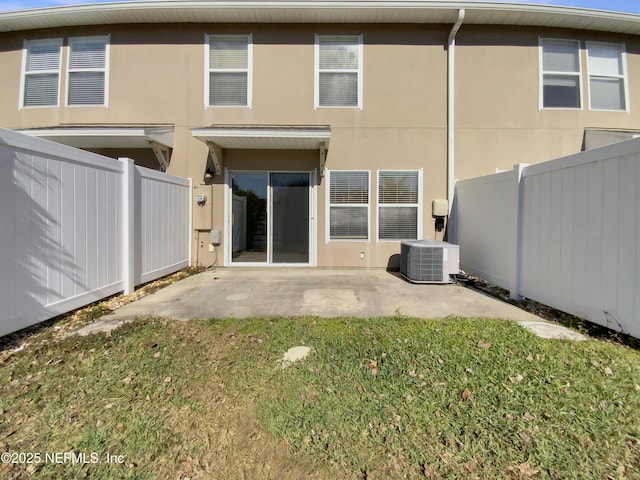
[1,316,638,479]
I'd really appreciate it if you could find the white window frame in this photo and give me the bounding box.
[376,169,422,242]
[315,34,363,109]
[66,35,110,107]
[539,37,583,110]
[326,170,370,242]
[205,33,253,108]
[19,38,63,109]
[586,41,629,112]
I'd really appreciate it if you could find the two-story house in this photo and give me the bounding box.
[1,1,639,268]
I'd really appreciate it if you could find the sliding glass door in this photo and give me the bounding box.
[230,171,311,265]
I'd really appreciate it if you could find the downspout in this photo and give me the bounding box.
[447,9,465,212]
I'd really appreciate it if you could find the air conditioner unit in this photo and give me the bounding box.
[400,240,460,284]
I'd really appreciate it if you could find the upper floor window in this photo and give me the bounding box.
[315,35,362,108]
[67,36,109,106]
[587,42,628,111]
[21,38,62,108]
[206,34,252,107]
[327,170,369,241]
[540,38,581,109]
[377,170,421,241]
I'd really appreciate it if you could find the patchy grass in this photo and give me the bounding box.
[214,317,640,479]
[1,316,639,479]
[0,266,204,359]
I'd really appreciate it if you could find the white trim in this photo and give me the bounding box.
[192,126,330,140]
[205,33,252,108]
[315,33,363,109]
[19,37,63,109]
[585,40,629,112]
[325,169,371,243]
[66,35,110,107]
[539,37,583,111]
[17,126,174,149]
[3,2,640,36]
[203,33,208,109]
[376,169,422,242]
[188,177,193,267]
[223,167,231,266]
[310,168,318,266]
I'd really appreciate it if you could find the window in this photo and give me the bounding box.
[378,171,420,241]
[328,171,369,241]
[21,38,62,107]
[316,35,362,108]
[540,38,581,109]
[587,42,627,111]
[207,34,251,107]
[67,36,109,106]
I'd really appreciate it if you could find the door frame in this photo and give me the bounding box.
[224,168,317,267]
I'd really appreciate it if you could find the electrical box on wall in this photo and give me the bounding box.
[210,229,222,245]
[193,185,213,231]
[432,199,449,217]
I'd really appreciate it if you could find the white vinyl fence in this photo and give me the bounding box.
[452,138,640,338]
[0,128,191,337]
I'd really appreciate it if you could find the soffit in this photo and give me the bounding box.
[1,1,640,35]
[16,126,174,149]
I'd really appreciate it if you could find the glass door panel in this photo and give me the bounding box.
[271,172,310,264]
[231,172,268,263]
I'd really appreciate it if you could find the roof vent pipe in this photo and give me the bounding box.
[447,8,465,213]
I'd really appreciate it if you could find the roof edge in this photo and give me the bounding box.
[1,1,640,34]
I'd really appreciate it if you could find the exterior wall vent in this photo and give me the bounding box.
[400,240,460,284]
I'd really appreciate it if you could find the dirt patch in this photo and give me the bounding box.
[155,324,336,480]
[0,268,203,361]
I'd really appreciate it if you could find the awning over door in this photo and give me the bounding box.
[16,125,174,170]
[191,125,331,176]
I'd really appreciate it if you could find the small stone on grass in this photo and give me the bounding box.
[279,346,311,369]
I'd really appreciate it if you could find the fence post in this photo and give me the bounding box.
[510,163,528,300]
[120,158,135,295]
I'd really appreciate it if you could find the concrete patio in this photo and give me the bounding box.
[77,268,586,340]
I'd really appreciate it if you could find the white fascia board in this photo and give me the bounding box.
[2,2,640,35]
[17,126,174,148]
[192,127,330,139]
[19,127,146,137]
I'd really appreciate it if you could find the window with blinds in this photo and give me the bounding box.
[316,35,362,108]
[378,171,420,241]
[22,39,62,107]
[67,36,108,106]
[541,39,581,109]
[207,35,251,107]
[328,171,369,240]
[587,42,627,111]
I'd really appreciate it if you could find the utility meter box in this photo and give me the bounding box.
[432,199,449,217]
[193,185,213,230]
[210,229,222,245]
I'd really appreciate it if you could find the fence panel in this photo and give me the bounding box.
[452,138,640,338]
[0,129,191,337]
[135,166,191,284]
[519,141,640,337]
[0,129,124,336]
[452,168,518,291]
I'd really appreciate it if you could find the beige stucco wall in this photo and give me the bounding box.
[455,26,640,178]
[1,22,639,267]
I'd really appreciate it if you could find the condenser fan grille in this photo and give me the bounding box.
[400,240,459,284]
